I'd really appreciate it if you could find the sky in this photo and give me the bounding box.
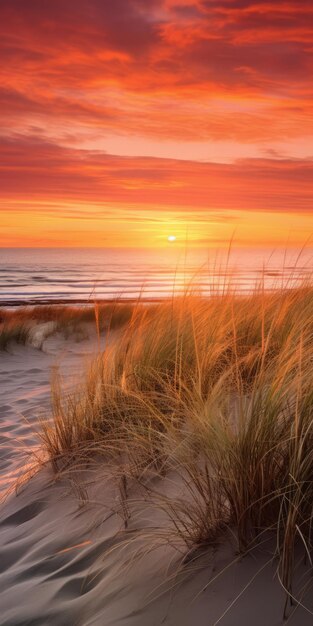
[0,0,312,248]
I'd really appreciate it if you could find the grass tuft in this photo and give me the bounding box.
[38,283,313,599]
[0,302,134,349]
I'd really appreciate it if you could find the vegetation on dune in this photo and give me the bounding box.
[0,319,31,351]
[0,302,134,349]
[39,283,313,602]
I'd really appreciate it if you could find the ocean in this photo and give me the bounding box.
[0,247,312,305]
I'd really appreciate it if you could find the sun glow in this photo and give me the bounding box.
[168,235,176,242]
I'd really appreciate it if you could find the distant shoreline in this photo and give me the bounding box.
[0,297,164,308]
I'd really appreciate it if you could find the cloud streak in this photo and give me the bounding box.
[1,136,312,213]
[1,0,312,146]
[0,1,312,246]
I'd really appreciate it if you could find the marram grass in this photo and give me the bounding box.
[0,302,134,349]
[39,284,313,600]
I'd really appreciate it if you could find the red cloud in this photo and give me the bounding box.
[0,0,312,145]
[1,136,312,213]
[0,0,312,249]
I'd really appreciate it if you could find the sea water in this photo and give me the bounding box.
[0,247,312,305]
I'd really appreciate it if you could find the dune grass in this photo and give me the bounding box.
[0,319,31,351]
[39,283,313,600]
[0,302,134,349]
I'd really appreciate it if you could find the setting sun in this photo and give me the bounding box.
[168,235,176,242]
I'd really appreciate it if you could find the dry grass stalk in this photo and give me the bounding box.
[37,282,313,600]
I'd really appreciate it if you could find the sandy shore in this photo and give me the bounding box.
[0,329,312,625]
[0,326,108,496]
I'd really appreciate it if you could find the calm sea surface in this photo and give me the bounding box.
[0,247,312,305]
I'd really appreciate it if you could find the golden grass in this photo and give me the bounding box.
[0,302,134,349]
[0,318,31,350]
[39,284,313,599]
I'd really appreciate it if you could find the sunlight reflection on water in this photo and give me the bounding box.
[0,247,312,305]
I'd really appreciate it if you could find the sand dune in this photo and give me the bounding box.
[0,331,312,625]
[1,469,313,625]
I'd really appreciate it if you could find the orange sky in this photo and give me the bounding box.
[0,0,312,248]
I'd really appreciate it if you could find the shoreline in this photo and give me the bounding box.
[0,297,164,308]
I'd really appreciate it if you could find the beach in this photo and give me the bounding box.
[0,288,313,625]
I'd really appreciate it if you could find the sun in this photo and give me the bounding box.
[167,235,176,242]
